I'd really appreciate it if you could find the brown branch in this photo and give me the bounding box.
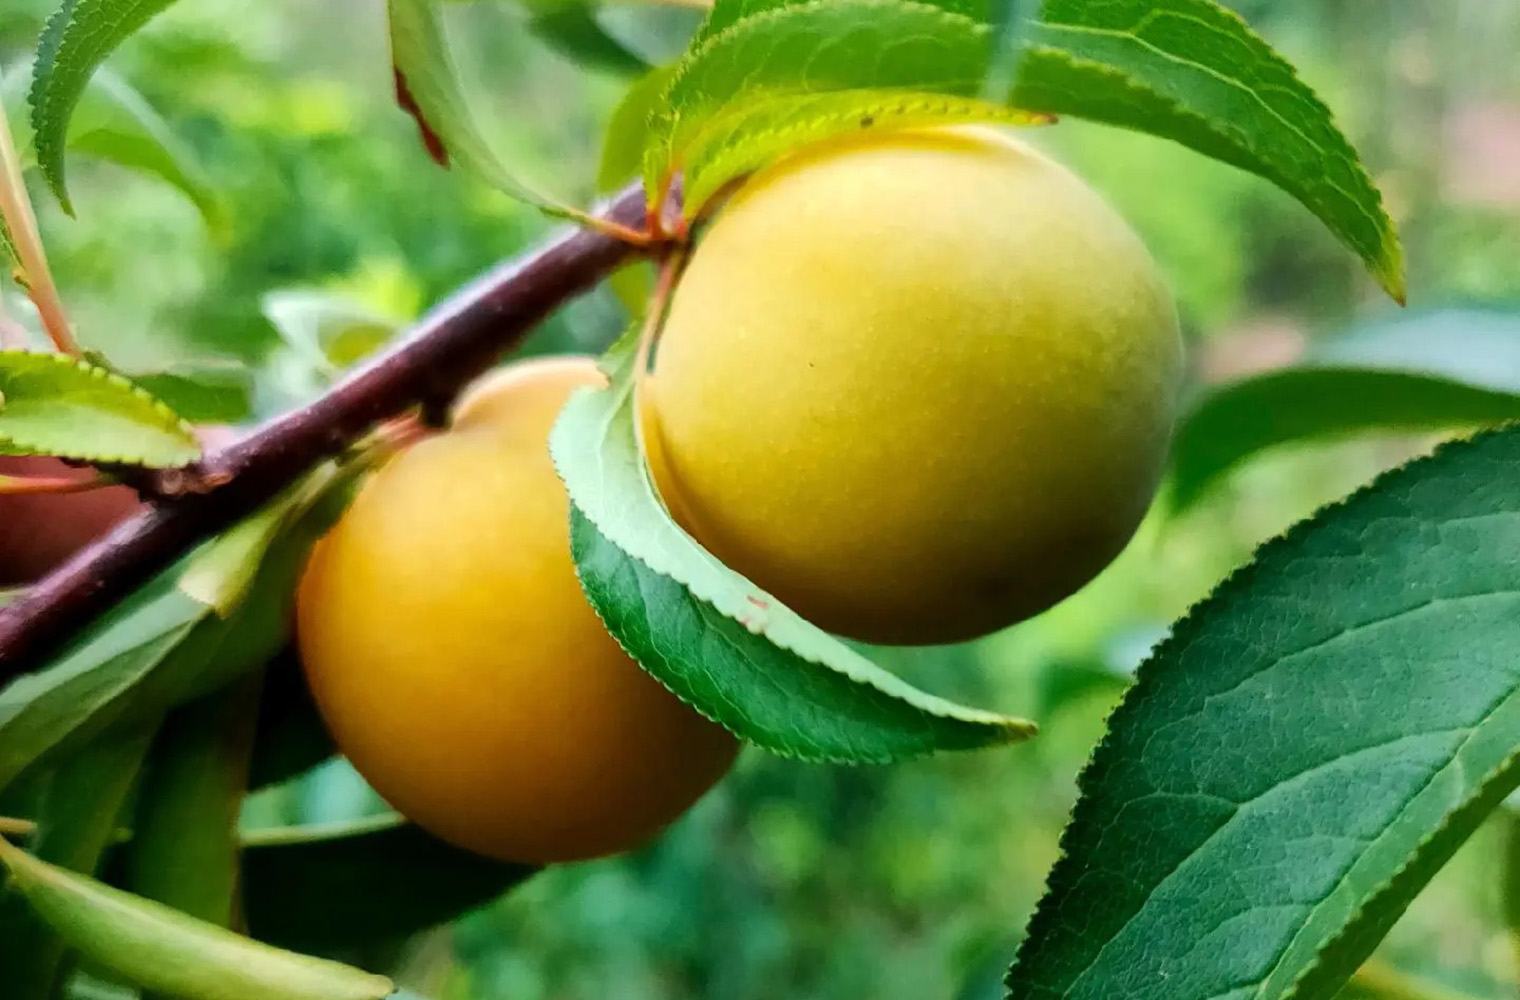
[0,183,651,677]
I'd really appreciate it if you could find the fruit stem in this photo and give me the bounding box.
[0,96,79,357]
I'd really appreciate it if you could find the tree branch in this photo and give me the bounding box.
[0,183,651,677]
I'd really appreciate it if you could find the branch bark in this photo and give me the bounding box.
[0,183,651,677]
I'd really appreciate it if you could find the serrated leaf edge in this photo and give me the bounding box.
[1005,428,1517,998]
[0,349,199,466]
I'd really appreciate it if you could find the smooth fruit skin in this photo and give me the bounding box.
[644,127,1183,646]
[297,357,738,864]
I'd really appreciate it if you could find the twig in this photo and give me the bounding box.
[0,183,652,676]
[0,92,78,356]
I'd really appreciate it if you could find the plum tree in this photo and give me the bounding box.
[643,127,1184,646]
[297,356,739,864]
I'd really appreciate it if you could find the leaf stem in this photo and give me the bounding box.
[0,472,116,496]
[0,94,77,356]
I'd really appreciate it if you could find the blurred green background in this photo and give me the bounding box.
[4,1,1519,998]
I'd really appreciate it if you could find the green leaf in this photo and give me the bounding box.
[1011,0,1403,301]
[650,0,1402,297]
[1005,426,1520,1000]
[3,64,224,234]
[246,647,335,792]
[647,0,991,198]
[241,815,535,954]
[529,5,650,78]
[29,0,187,214]
[125,673,264,935]
[599,64,678,193]
[0,217,16,267]
[0,466,350,795]
[261,290,402,374]
[0,837,395,1000]
[129,363,254,425]
[0,731,154,1000]
[1169,308,1520,513]
[0,350,199,466]
[679,88,1047,215]
[551,334,1035,763]
[389,0,571,215]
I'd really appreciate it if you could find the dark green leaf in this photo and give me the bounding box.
[247,647,335,792]
[530,5,650,77]
[1169,308,1520,512]
[125,674,264,933]
[651,0,1401,296]
[242,816,535,954]
[0,349,199,465]
[29,0,187,213]
[1012,0,1403,300]
[0,837,395,1000]
[551,335,1035,763]
[0,731,153,1000]
[1006,427,1520,1000]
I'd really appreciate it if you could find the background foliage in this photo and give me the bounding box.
[2,0,1519,998]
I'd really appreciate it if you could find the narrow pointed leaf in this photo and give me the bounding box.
[389,0,572,215]
[552,335,1035,763]
[126,674,264,933]
[241,815,535,953]
[1169,308,1520,512]
[29,0,187,213]
[0,731,153,1000]
[0,350,199,466]
[651,0,1401,296]
[1006,427,1520,1000]
[0,837,395,1000]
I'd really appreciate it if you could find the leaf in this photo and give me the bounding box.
[647,0,992,198]
[129,363,254,425]
[125,674,264,933]
[0,350,199,466]
[679,88,1048,214]
[241,815,535,954]
[0,465,350,795]
[29,0,187,214]
[261,290,402,373]
[529,5,651,78]
[551,334,1035,763]
[1011,0,1403,301]
[599,64,678,193]
[388,0,571,214]
[649,0,1401,297]
[62,72,228,236]
[246,646,335,792]
[1005,426,1520,1000]
[0,731,154,1000]
[1169,308,1520,513]
[0,837,395,1000]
